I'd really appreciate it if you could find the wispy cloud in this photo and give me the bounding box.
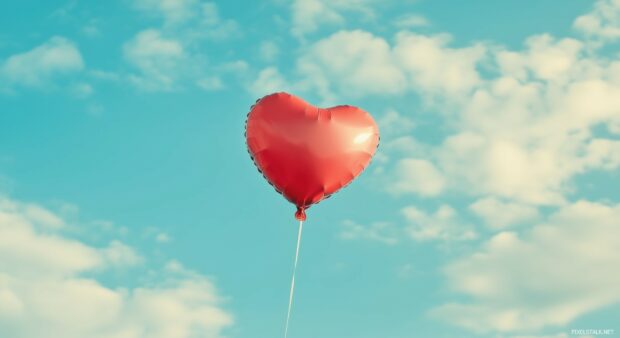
[393,14,429,29]
[0,37,84,89]
[402,205,477,242]
[0,195,232,338]
[434,200,620,333]
[248,66,291,97]
[341,204,476,245]
[134,0,201,26]
[290,0,379,38]
[258,40,280,62]
[296,30,406,101]
[339,219,399,245]
[574,0,620,41]
[469,198,540,230]
[124,0,242,91]
[124,29,187,91]
[387,158,446,197]
[260,29,486,103]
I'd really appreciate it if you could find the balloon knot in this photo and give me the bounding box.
[295,207,307,221]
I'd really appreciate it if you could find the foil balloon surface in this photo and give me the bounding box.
[245,92,380,220]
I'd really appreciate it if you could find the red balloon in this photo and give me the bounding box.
[245,92,380,220]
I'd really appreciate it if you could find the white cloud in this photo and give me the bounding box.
[340,204,476,245]
[393,32,486,96]
[373,32,620,205]
[89,69,122,82]
[394,14,429,29]
[101,240,144,266]
[155,232,171,243]
[124,28,184,61]
[402,205,476,242]
[297,30,406,100]
[0,37,84,88]
[71,82,94,98]
[497,35,583,82]
[291,0,342,37]
[339,220,399,245]
[124,29,186,91]
[219,60,249,74]
[249,67,291,97]
[133,0,240,38]
[383,135,428,156]
[388,158,445,197]
[134,0,201,26]
[259,40,280,62]
[469,197,539,230]
[433,200,620,333]
[435,38,620,204]
[22,203,65,229]
[81,19,101,37]
[437,134,571,205]
[196,76,224,91]
[292,30,486,101]
[195,2,241,40]
[0,195,232,338]
[126,1,241,91]
[573,0,620,41]
[377,109,416,136]
[290,0,377,38]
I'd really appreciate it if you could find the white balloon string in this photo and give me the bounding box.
[284,220,304,338]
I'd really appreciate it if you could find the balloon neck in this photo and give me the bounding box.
[295,207,307,221]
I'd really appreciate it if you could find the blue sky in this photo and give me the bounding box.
[1,0,620,338]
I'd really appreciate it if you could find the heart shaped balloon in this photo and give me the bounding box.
[245,92,380,220]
